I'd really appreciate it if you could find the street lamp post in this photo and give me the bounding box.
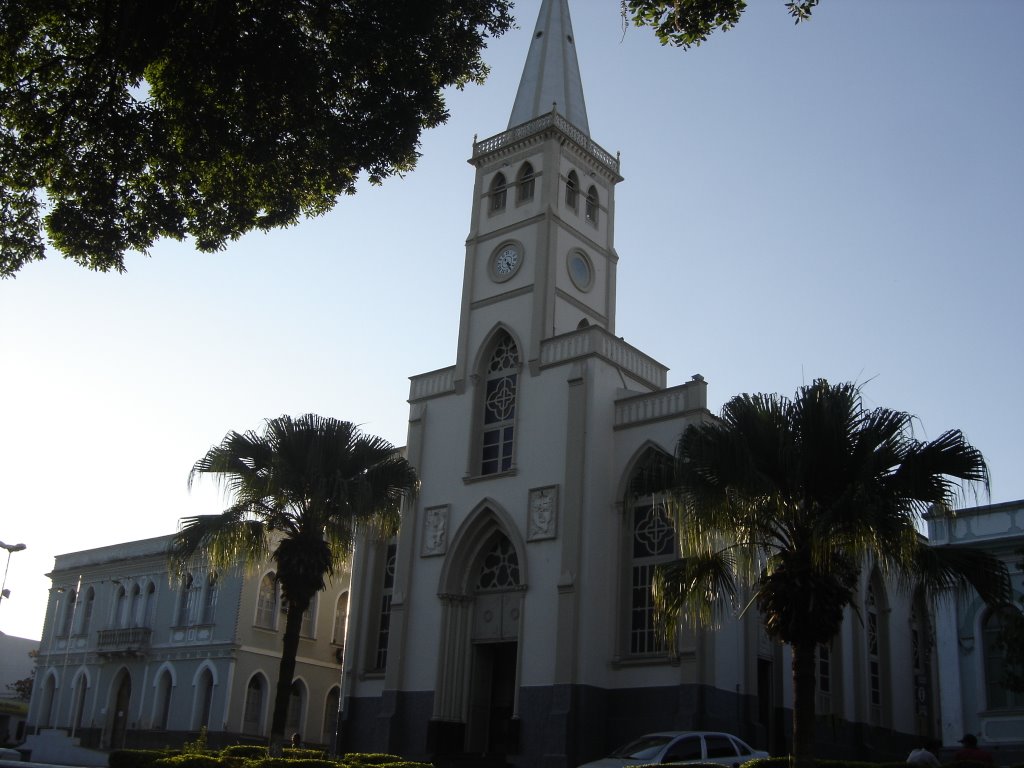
[0,540,27,608]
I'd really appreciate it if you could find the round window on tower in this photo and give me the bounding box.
[567,250,593,292]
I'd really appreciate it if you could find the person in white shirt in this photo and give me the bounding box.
[906,738,941,767]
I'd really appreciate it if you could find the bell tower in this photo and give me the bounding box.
[453,0,623,389]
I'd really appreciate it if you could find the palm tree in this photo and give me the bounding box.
[171,414,417,754]
[637,380,1010,768]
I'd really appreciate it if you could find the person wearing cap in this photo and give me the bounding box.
[906,738,941,767]
[953,733,994,763]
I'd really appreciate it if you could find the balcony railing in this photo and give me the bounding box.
[97,626,152,655]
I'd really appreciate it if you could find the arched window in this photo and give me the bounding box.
[332,592,349,646]
[489,172,507,212]
[80,588,95,635]
[115,585,128,628]
[480,331,519,476]
[256,573,278,629]
[129,584,141,627]
[59,589,76,636]
[286,680,305,738]
[585,185,599,224]
[177,574,197,627]
[322,687,340,746]
[242,675,265,735]
[196,668,214,729]
[202,573,218,624]
[983,607,1024,709]
[629,495,675,654]
[143,582,157,627]
[565,170,579,211]
[154,670,173,729]
[516,162,535,203]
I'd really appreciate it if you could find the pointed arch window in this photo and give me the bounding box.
[629,497,675,654]
[585,185,599,225]
[256,572,279,629]
[565,170,579,212]
[202,573,219,624]
[80,588,95,635]
[128,584,141,627]
[480,331,519,476]
[489,172,507,212]
[983,607,1024,709]
[143,582,157,627]
[516,162,535,203]
[58,589,76,636]
[322,687,340,745]
[816,642,833,713]
[243,675,265,735]
[155,670,173,730]
[286,680,305,737]
[197,668,214,729]
[115,585,128,628]
[177,574,198,627]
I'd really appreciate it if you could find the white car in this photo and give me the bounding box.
[577,730,769,768]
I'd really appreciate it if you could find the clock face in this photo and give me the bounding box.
[492,244,521,280]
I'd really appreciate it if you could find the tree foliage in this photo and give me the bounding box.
[172,414,417,754]
[623,0,820,49]
[0,0,513,277]
[635,379,1010,768]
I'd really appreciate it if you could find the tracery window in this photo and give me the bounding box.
[177,574,199,627]
[516,162,535,203]
[143,582,157,627]
[129,584,141,627]
[630,498,675,654]
[489,173,507,212]
[565,170,579,211]
[585,185,599,224]
[480,331,519,475]
[286,680,304,737]
[197,668,214,728]
[476,536,520,591]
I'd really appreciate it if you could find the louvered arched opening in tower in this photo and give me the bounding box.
[585,184,599,225]
[516,162,535,203]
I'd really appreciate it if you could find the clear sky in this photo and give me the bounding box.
[1,0,1022,642]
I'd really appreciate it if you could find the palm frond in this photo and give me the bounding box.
[652,551,738,646]
[911,541,1011,608]
[169,513,269,580]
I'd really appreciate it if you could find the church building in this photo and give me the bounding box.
[337,2,933,766]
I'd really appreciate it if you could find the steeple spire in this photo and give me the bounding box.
[508,0,590,135]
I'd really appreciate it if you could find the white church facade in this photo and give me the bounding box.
[336,2,942,767]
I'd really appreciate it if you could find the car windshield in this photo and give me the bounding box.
[610,735,675,760]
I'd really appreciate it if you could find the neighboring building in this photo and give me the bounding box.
[24,534,349,751]
[338,2,937,767]
[0,631,38,744]
[928,500,1024,765]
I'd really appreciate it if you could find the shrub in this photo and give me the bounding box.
[341,755,405,767]
[247,759,339,768]
[154,755,233,768]
[110,750,176,768]
[282,749,328,761]
[220,746,268,759]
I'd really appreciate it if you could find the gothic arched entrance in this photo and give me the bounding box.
[107,670,131,749]
[432,507,525,761]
